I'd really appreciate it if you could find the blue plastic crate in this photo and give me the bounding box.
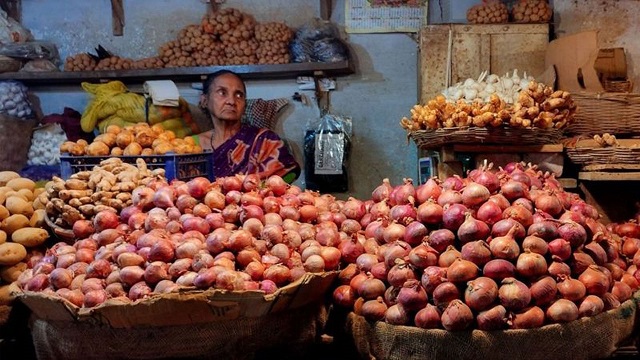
[60,151,214,181]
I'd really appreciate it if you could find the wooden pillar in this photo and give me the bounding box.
[111,0,124,36]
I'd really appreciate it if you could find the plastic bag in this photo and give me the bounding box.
[0,41,60,64]
[291,19,349,63]
[0,80,34,119]
[0,9,32,44]
[304,113,352,192]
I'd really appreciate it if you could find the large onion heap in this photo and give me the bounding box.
[332,162,636,331]
[19,174,352,308]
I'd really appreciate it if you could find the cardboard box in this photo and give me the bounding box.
[594,47,627,80]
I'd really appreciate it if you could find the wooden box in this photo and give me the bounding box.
[419,24,550,103]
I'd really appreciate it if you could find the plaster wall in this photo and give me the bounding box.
[20,0,419,200]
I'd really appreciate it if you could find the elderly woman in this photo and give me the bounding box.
[195,70,300,183]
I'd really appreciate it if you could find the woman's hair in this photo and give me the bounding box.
[201,69,246,95]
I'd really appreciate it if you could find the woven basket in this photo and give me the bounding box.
[566,92,640,136]
[408,126,564,150]
[0,114,36,171]
[604,79,633,93]
[43,212,75,243]
[565,145,640,165]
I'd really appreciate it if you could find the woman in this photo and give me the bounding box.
[195,70,300,183]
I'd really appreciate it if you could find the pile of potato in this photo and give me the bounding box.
[466,1,509,24]
[60,123,203,157]
[43,158,162,230]
[512,0,553,23]
[0,172,49,306]
[64,7,294,71]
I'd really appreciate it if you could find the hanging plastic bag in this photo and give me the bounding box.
[291,18,349,63]
[304,112,352,192]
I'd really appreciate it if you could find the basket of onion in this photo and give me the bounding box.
[14,174,348,360]
[329,162,639,360]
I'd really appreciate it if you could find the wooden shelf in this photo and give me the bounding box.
[578,171,640,181]
[452,143,563,153]
[0,60,355,86]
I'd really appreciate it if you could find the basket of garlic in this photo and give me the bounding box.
[400,72,576,149]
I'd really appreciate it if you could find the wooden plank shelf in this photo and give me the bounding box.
[0,60,355,85]
[453,143,563,153]
[578,171,640,181]
[583,163,640,171]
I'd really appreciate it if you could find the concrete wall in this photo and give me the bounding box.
[20,0,419,201]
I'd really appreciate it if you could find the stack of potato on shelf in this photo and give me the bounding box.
[63,7,293,71]
[59,123,203,157]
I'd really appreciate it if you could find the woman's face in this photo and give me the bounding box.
[202,73,247,123]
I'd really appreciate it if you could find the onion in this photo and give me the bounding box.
[461,182,490,207]
[358,277,387,300]
[421,266,446,294]
[442,203,468,232]
[457,214,490,245]
[460,240,492,267]
[501,180,529,202]
[583,242,608,266]
[557,221,587,249]
[441,299,473,331]
[407,243,439,269]
[361,297,388,321]
[615,222,640,238]
[387,260,417,287]
[93,210,119,233]
[446,258,479,283]
[578,295,605,317]
[438,245,461,268]
[579,265,610,296]
[489,225,520,260]
[415,178,442,205]
[464,277,498,312]
[611,281,632,302]
[442,175,464,191]
[476,305,508,330]
[372,178,393,202]
[389,204,417,226]
[403,221,428,247]
[482,259,516,282]
[498,277,531,311]
[389,178,416,206]
[342,197,366,221]
[530,276,557,306]
[476,201,503,226]
[72,219,96,240]
[515,250,547,279]
[437,189,462,207]
[557,274,586,302]
[49,268,73,290]
[414,303,441,329]
[570,252,596,276]
[546,299,579,323]
[521,235,548,256]
[427,229,455,253]
[511,306,545,329]
[502,205,533,228]
[332,284,356,308]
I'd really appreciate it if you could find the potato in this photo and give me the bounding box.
[17,188,35,202]
[34,188,45,197]
[0,242,27,266]
[0,186,13,198]
[116,130,134,148]
[6,177,36,192]
[85,141,110,156]
[11,227,49,248]
[94,133,117,148]
[123,142,143,156]
[3,190,28,202]
[0,230,5,244]
[30,209,47,228]
[0,261,27,283]
[0,171,20,186]
[0,281,20,305]
[0,205,8,221]
[5,196,33,217]
[1,214,30,235]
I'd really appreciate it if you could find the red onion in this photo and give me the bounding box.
[441,299,473,331]
[502,204,533,228]
[557,274,586,301]
[397,279,428,311]
[489,225,520,260]
[361,297,388,321]
[500,180,529,202]
[579,265,610,296]
[491,218,526,240]
[578,295,605,318]
[483,259,516,281]
[415,178,442,204]
[521,235,548,255]
[515,250,547,279]
[442,203,468,232]
[530,276,557,306]
[460,240,492,267]
[442,175,464,191]
[546,299,579,323]
[476,305,508,330]
[421,266,446,294]
[427,228,455,253]
[446,258,479,283]
[414,303,441,329]
[389,204,417,226]
[372,178,393,203]
[498,277,531,311]
[476,201,503,226]
[333,284,356,308]
[437,189,462,207]
[387,260,417,287]
[407,243,439,269]
[464,276,498,311]
[438,246,461,268]
[461,182,490,207]
[511,306,545,329]
[457,214,490,245]
[390,178,416,206]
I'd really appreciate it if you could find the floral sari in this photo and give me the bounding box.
[199,124,300,181]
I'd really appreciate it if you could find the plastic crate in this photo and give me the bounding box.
[60,151,214,181]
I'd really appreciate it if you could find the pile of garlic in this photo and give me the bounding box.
[441,69,534,104]
[27,123,68,165]
[0,80,34,119]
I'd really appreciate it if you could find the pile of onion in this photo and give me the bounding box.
[18,174,351,308]
[333,162,637,331]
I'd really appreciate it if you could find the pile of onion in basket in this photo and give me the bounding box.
[18,169,350,307]
[331,163,637,331]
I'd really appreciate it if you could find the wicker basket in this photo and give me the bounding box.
[44,212,75,243]
[408,126,564,150]
[604,79,633,93]
[565,145,640,165]
[566,92,640,136]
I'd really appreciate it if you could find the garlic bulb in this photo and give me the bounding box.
[441,69,535,104]
[27,123,68,166]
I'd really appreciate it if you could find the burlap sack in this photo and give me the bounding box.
[347,297,638,360]
[0,114,36,171]
[30,301,328,360]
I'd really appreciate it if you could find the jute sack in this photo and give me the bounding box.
[0,114,36,171]
[347,296,638,360]
[30,301,328,360]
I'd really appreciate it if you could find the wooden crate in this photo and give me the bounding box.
[419,24,550,103]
